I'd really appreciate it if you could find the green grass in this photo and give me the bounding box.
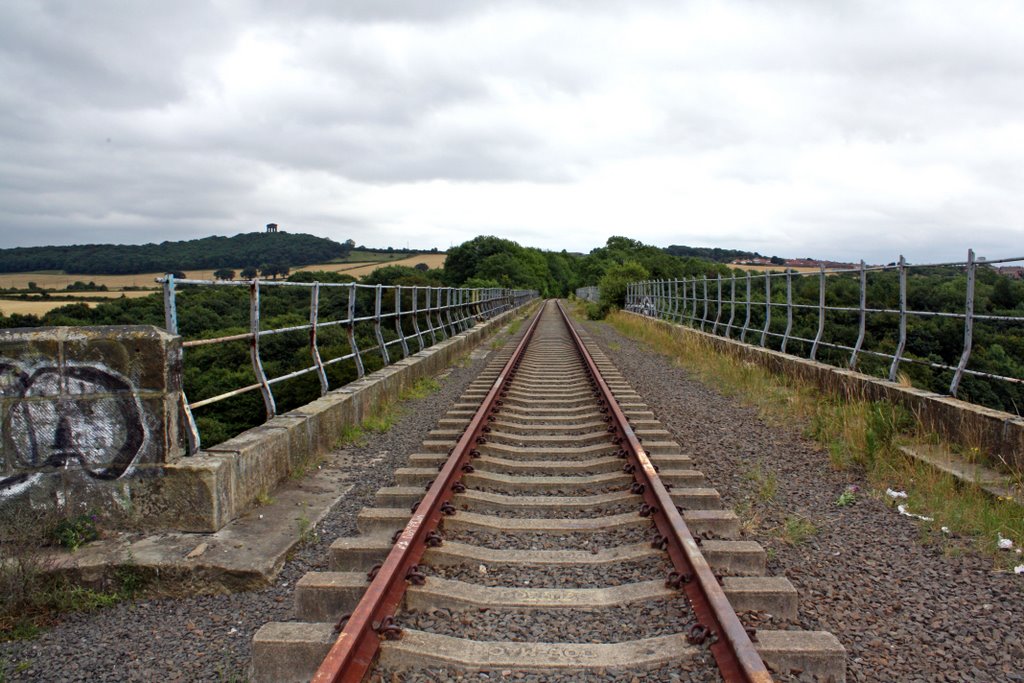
[335,423,365,447]
[400,377,441,401]
[334,374,445,450]
[601,310,1024,569]
[362,409,396,434]
[745,461,778,503]
[779,515,818,546]
[1,568,150,642]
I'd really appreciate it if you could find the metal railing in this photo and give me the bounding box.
[161,276,537,452]
[575,286,600,302]
[625,250,1023,413]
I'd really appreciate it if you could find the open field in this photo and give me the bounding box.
[332,250,438,263]
[730,264,825,274]
[0,254,447,291]
[0,299,103,315]
[0,253,448,317]
[298,253,446,278]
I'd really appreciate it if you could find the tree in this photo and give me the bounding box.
[213,268,236,281]
[599,261,650,310]
[992,277,1021,309]
[241,266,258,279]
[414,263,429,271]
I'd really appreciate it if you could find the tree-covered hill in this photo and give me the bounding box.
[664,244,781,264]
[0,232,350,275]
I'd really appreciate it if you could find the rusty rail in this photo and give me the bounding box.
[555,301,773,683]
[310,304,546,683]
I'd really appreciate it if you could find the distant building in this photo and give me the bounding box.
[266,223,278,233]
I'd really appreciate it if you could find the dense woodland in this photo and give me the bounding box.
[0,235,1021,444]
[0,232,350,274]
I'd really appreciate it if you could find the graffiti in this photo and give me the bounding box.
[0,361,148,496]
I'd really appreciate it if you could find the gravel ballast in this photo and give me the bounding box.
[424,556,668,588]
[397,596,698,643]
[445,526,655,552]
[579,315,1024,683]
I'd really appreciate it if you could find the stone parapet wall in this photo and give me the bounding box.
[159,304,530,531]
[0,303,534,533]
[626,312,1024,472]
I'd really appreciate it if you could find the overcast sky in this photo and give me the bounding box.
[1,1,1022,264]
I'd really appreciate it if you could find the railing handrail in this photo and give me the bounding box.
[160,275,537,452]
[623,249,1024,414]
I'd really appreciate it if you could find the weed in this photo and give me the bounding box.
[362,410,395,434]
[835,489,860,505]
[745,462,778,503]
[607,341,621,352]
[506,318,523,336]
[290,454,325,480]
[296,516,319,547]
[335,423,365,447]
[216,663,249,682]
[400,377,441,401]
[734,500,763,536]
[50,514,98,551]
[113,558,148,597]
[255,489,273,507]
[779,515,818,546]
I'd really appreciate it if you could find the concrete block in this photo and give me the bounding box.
[700,540,766,576]
[250,621,336,683]
[756,630,846,682]
[158,454,236,532]
[329,535,392,571]
[682,509,740,538]
[722,576,798,619]
[294,571,368,622]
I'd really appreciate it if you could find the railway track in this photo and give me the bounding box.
[252,301,845,682]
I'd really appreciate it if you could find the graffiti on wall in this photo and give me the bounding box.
[0,361,149,498]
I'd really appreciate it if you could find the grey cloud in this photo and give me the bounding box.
[1,0,1022,263]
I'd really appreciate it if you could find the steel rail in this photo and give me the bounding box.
[310,304,545,683]
[555,301,773,683]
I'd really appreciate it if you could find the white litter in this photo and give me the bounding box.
[941,526,951,534]
[229,627,238,635]
[997,534,1015,550]
[478,564,488,575]
[886,488,908,499]
[897,504,933,522]
[1015,565,1024,575]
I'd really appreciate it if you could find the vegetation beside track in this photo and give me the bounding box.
[594,308,1024,571]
